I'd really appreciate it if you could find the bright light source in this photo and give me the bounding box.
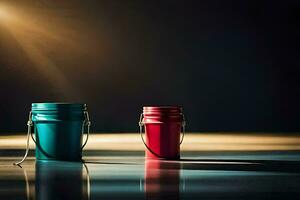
[0,6,10,21]
[0,7,7,18]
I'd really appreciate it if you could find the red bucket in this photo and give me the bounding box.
[139,106,186,160]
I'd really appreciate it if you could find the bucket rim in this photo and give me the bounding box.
[143,106,182,113]
[32,102,87,111]
[143,106,182,109]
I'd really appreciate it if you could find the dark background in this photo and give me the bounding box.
[0,0,299,133]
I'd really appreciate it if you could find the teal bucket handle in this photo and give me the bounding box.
[81,111,91,149]
[13,111,91,166]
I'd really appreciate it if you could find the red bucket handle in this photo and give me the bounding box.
[139,113,186,159]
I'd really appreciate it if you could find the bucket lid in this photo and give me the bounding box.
[32,103,87,111]
[143,106,182,114]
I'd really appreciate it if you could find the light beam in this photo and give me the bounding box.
[0,2,108,100]
[0,6,9,20]
[0,3,86,99]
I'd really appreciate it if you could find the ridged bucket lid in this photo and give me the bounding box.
[32,103,87,111]
[143,106,182,114]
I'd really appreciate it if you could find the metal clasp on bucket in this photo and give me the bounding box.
[139,113,186,158]
[13,111,91,166]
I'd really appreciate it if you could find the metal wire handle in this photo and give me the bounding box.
[13,112,33,166]
[139,113,186,158]
[13,111,91,166]
[81,111,91,150]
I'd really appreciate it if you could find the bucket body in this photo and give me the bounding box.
[32,103,86,161]
[142,106,183,160]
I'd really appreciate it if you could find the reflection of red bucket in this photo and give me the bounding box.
[139,106,185,159]
[144,159,180,200]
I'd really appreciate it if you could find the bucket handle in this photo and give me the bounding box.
[13,111,33,166]
[13,111,91,166]
[139,113,186,159]
[81,111,91,149]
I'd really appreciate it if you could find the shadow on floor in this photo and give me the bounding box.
[4,149,300,173]
[152,158,300,173]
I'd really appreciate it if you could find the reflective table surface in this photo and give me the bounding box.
[1,133,300,200]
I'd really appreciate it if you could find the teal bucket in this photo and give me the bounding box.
[14,103,91,165]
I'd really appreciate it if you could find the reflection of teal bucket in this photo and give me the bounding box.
[36,160,89,200]
[31,103,90,161]
[19,160,90,200]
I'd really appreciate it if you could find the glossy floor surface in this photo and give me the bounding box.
[1,133,300,200]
